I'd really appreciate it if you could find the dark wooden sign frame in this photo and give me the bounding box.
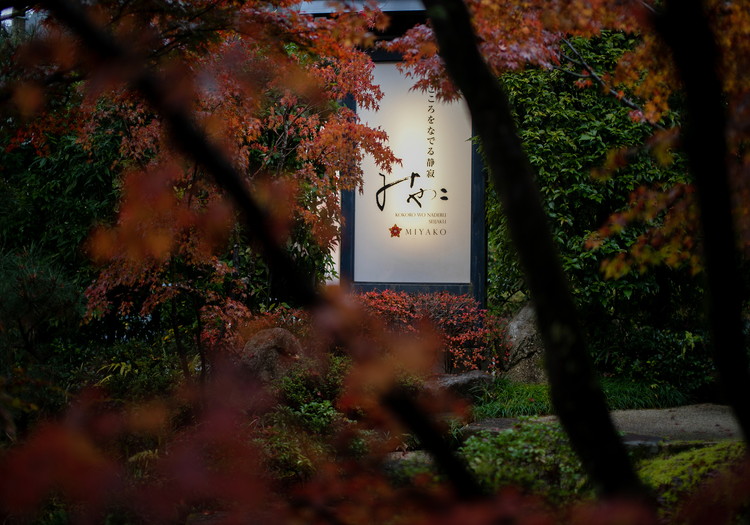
[339,50,487,306]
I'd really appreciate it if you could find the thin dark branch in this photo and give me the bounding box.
[552,66,589,78]
[638,1,657,14]
[560,38,663,129]
[559,52,586,68]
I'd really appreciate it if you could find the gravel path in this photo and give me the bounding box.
[606,403,741,441]
[470,404,742,442]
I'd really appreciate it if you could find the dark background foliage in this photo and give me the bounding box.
[486,33,715,398]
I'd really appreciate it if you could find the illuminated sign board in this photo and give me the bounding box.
[341,60,485,301]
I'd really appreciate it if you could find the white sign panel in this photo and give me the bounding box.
[354,62,473,283]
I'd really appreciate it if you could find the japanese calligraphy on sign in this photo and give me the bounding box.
[353,62,473,283]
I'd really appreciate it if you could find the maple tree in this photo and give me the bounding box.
[1,0,750,523]
[2,0,400,375]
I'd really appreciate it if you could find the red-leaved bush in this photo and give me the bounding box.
[355,290,510,373]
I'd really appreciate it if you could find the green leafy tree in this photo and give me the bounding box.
[0,112,123,370]
[486,34,714,394]
[0,132,120,284]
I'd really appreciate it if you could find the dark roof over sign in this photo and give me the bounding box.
[297,0,424,14]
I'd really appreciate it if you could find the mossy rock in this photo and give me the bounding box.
[638,440,748,518]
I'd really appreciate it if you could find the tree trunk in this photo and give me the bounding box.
[657,0,750,443]
[422,0,648,498]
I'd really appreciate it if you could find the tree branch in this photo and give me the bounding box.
[41,0,319,308]
[656,0,750,443]
[558,38,663,129]
[381,389,485,500]
[422,0,649,499]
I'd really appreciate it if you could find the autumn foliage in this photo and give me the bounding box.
[8,0,399,351]
[390,0,750,279]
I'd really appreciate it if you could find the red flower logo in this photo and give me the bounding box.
[389,224,402,237]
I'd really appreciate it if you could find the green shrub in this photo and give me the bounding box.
[460,420,590,504]
[82,339,183,403]
[255,425,330,483]
[595,327,716,399]
[293,400,340,434]
[271,400,341,435]
[259,354,350,481]
[278,354,350,409]
[472,377,687,420]
[601,377,688,409]
[2,334,191,442]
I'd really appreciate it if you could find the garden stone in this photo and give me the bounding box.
[505,303,547,383]
[425,370,494,402]
[239,327,302,383]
